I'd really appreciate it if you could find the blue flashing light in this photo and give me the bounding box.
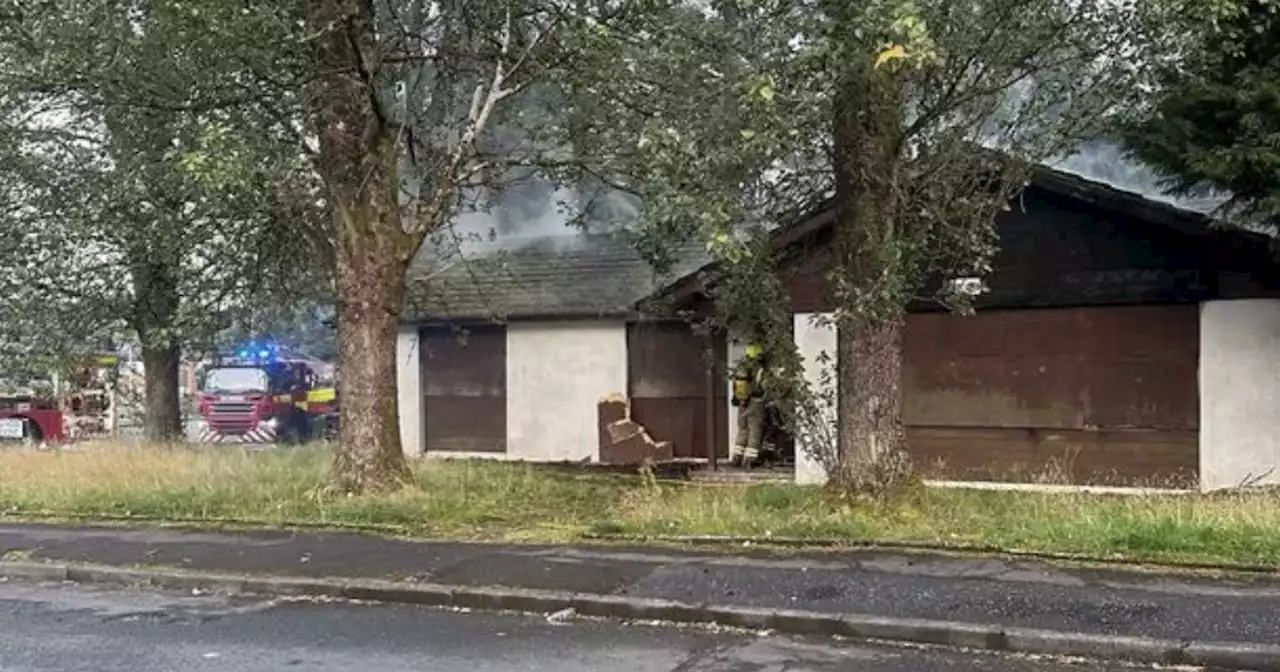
[230,338,282,365]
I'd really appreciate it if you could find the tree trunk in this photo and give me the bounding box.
[829,43,914,494]
[833,315,909,490]
[330,297,409,493]
[141,341,182,443]
[328,217,413,493]
[311,0,412,493]
[130,253,183,445]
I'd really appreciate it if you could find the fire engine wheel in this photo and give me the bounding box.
[23,419,43,445]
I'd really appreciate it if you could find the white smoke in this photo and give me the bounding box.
[416,170,644,268]
[1052,139,1228,214]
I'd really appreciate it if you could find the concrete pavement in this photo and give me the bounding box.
[0,580,1151,671]
[2,523,1280,667]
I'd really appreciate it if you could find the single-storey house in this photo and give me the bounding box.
[396,234,733,464]
[396,167,1280,491]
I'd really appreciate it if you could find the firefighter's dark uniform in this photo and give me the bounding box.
[731,344,766,466]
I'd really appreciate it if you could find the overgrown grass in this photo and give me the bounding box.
[3,443,1280,567]
[0,444,626,541]
[615,483,1280,566]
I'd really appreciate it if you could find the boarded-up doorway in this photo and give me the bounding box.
[903,305,1199,486]
[421,324,506,454]
[626,321,728,459]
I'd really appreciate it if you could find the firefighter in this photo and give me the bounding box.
[731,343,767,467]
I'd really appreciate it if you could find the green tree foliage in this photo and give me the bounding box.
[578,0,1163,491]
[221,302,337,362]
[0,1,324,440]
[1123,0,1280,231]
[4,0,680,491]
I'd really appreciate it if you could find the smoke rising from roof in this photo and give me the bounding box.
[1052,139,1227,214]
[412,137,1225,277]
[416,171,644,270]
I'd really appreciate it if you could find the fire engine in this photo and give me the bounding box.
[0,355,119,445]
[194,339,337,444]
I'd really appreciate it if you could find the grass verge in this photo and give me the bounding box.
[2,444,1279,567]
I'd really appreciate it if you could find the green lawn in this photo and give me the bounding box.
[2,444,1279,568]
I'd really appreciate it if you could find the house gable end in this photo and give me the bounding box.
[674,175,1278,315]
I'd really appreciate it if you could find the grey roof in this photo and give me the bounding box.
[403,232,710,322]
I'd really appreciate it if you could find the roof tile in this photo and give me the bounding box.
[403,233,709,321]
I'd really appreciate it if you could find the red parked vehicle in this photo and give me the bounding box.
[194,340,336,444]
[0,356,118,445]
[0,390,65,444]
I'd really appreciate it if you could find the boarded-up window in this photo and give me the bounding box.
[903,305,1199,486]
[626,321,728,459]
[421,324,506,453]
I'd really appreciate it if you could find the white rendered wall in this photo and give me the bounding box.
[395,325,424,457]
[1200,299,1280,491]
[794,312,837,485]
[506,321,629,462]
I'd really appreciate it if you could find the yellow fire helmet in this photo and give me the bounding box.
[744,343,763,359]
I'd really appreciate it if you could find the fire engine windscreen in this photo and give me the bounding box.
[203,368,269,395]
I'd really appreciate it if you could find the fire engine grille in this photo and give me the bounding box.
[208,401,258,435]
[210,401,256,415]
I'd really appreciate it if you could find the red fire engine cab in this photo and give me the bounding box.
[194,340,334,444]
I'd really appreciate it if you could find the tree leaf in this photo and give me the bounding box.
[874,44,907,69]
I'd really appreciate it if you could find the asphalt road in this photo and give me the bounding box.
[7,523,1278,646]
[0,580,1166,672]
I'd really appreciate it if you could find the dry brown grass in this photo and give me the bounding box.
[0,444,625,540]
[3,442,1280,566]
